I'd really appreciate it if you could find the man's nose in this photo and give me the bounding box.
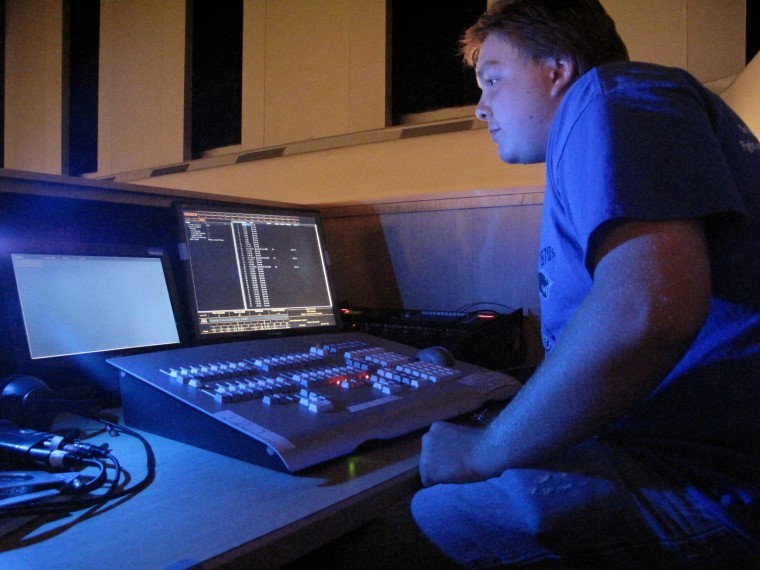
[475,98,490,121]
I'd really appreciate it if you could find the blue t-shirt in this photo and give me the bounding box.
[540,62,760,458]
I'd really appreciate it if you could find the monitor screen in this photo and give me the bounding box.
[176,202,338,341]
[11,253,181,359]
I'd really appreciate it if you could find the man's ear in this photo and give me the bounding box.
[549,57,577,98]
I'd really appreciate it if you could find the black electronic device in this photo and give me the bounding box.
[0,375,100,431]
[0,241,185,400]
[109,332,522,473]
[341,307,526,370]
[174,202,340,344]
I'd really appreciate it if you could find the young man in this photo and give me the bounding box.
[412,0,760,566]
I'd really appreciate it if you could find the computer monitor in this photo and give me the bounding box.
[12,253,180,359]
[175,202,339,342]
[1,243,183,398]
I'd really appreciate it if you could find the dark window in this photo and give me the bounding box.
[748,0,759,63]
[190,0,243,159]
[66,0,100,176]
[390,1,485,123]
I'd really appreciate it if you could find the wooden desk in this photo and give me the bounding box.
[0,413,423,569]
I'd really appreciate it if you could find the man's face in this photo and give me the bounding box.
[475,34,564,164]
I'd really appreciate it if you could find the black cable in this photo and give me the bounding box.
[97,417,156,476]
[455,301,519,313]
[68,458,107,495]
[104,452,122,499]
[0,416,155,518]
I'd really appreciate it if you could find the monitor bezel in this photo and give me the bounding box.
[173,200,342,345]
[0,239,188,400]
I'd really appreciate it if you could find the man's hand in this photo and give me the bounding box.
[419,421,485,487]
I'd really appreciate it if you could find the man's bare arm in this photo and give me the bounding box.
[419,219,711,486]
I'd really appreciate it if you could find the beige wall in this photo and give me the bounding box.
[685,0,747,83]
[259,0,386,147]
[123,0,749,206]
[98,0,387,175]
[722,52,760,136]
[4,0,65,175]
[604,0,746,83]
[132,129,546,205]
[98,0,188,174]
[3,0,751,206]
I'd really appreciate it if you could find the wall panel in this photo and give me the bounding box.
[4,0,64,174]
[98,0,187,175]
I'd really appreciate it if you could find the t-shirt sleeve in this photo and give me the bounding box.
[553,80,748,272]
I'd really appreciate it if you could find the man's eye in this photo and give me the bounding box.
[485,78,498,86]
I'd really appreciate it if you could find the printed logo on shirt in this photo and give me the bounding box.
[538,269,553,299]
[539,245,555,267]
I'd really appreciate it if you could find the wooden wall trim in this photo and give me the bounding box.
[314,186,545,218]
